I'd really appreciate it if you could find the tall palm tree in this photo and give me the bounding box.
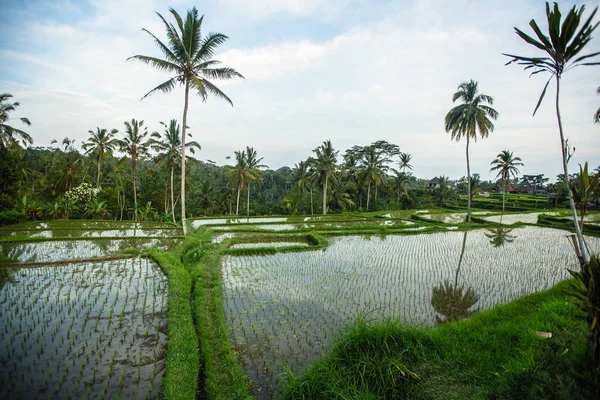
[490,150,523,213]
[435,176,453,207]
[503,2,598,267]
[151,119,201,223]
[399,152,413,173]
[312,140,338,215]
[360,146,390,211]
[445,80,498,222]
[0,93,32,151]
[82,128,119,188]
[595,87,600,124]
[293,160,312,215]
[244,146,266,217]
[129,7,244,235]
[224,150,248,215]
[116,119,151,221]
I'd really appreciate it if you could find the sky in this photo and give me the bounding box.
[1,0,599,182]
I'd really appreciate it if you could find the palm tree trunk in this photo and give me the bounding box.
[247,184,251,217]
[96,156,101,188]
[502,175,506,214]
[180,80,190,235]
[310,187,314,215]
[323,176,328,215]
[556,76,588,267]
[170,165,176,224]
[466,135,471,222]
[236,185,241,215]
[366,182,371,211]
[132,164,138,221]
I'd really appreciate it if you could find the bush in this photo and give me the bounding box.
[0,210,26,226]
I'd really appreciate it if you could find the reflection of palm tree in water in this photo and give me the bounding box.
[485,227,516,248]
[431,231,479,325]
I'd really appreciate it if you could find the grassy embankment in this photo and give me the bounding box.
[282,280,599,399]
[146,247,199,400]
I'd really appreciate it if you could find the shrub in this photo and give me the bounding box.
[0,210,26,226]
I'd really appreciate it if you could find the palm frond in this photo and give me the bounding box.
[140,77,179,101]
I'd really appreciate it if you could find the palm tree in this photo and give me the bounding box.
[399,152,413,173]
[312,140,338,215]
[434,176,453,207]
[503,2,599,267]
[490,150,523,213]
[445,80,498,222]
[293,160,313,215]
[360,146,390,211]
[116,119,151,221]
[595,87,600,124]
[129,7,244,235]
[224,150,248,215]
[244,146,266,217]
[151,119,201,223]
[0,93,32,151]
[328,178,356,212]
[82,128,119,188]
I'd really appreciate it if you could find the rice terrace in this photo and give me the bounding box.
[2,0,600,399]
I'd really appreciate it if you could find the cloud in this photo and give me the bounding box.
[1,0,598,182]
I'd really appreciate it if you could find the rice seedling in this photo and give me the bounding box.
[220,226,600,397]
[0,257,168,398]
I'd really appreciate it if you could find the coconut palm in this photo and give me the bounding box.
[224,150,248,215]
[293,160,315,215]
[0,93,32,151]
[312,140,338,215]
[82,128,119,188]
[116,119,151,221]
[360,146,390,211]
[434,176,453,207]
[490,150,523,213]
[399,152,413,173]
[445,80,498,222]
[151,119,201,223]
[244,146,266,217]
[503,2,599,267]
[129,7,244,235]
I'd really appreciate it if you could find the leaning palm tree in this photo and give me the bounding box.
[224,150,248,215]
[312,140,338,215]
[129,7,244,235]
[82,128,119,188]
[490,150,523,213]
[445,80,498,222]
[0,93,32,151]
[244,146,266,217]
[503,2,599,267]
[116,119,151,221]
[151,119,201,223]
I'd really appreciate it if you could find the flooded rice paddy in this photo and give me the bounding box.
[0,257,167,399]
[0,238,180,263]
[221,226,600,397]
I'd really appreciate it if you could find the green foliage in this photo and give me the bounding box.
[0,210,26,226]
[567,254,600,367]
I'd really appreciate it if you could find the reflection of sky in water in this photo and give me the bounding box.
[230,242,309,249]
[0,258,167,399]
[221,226,600,398]
[0,238,179,263]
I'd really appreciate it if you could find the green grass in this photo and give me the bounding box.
[184,231,252,400]
[282,280,599,399]
[146,249,199,400]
